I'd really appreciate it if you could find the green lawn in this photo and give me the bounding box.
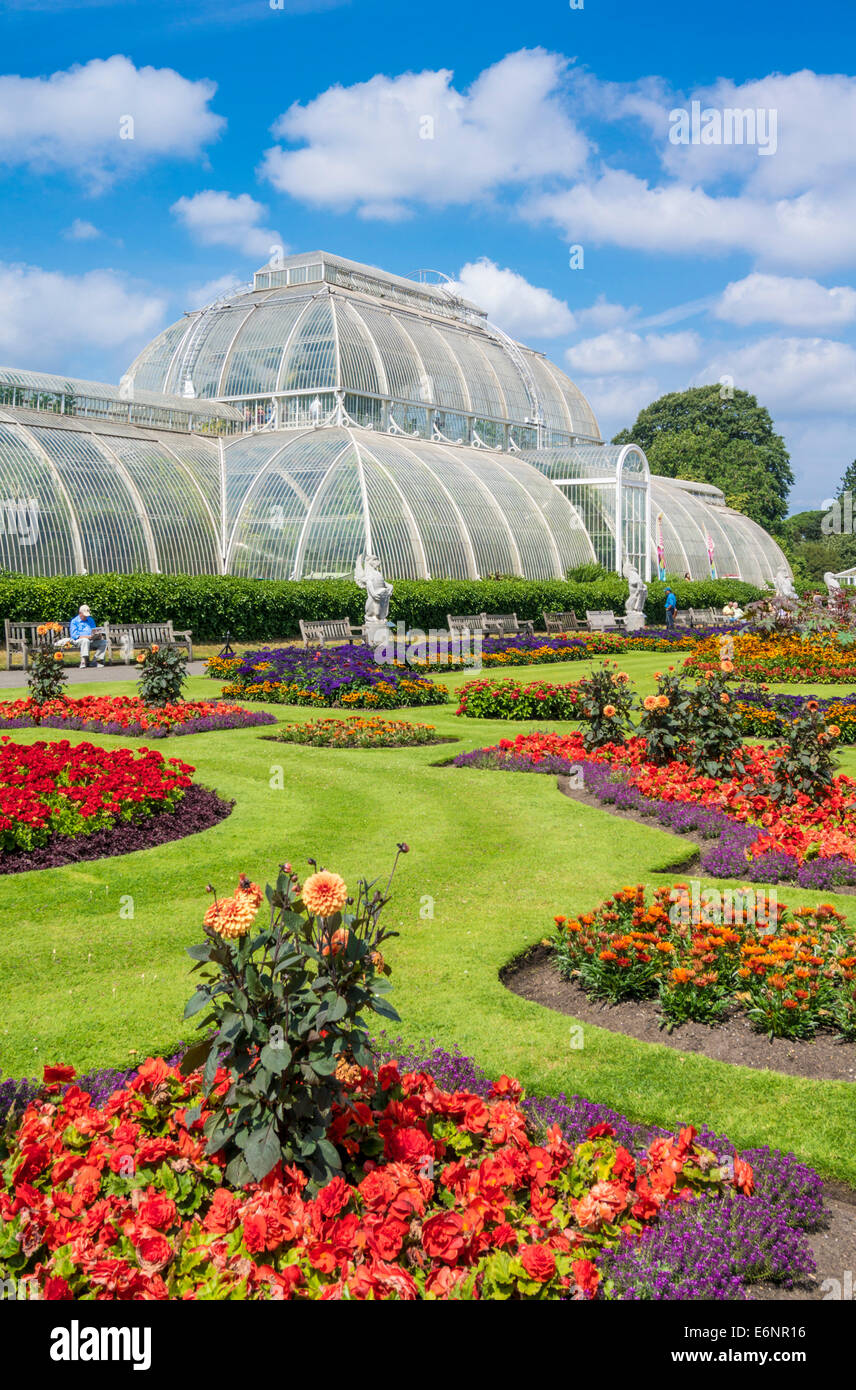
[2,652,856,1184]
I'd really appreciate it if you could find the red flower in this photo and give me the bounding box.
[315,1175,351,1219]
[43,1064,76,1084]
[135,1233,173,1272]
[520,1243,556,1283]
[203,1188,241,1235]
[572,1258,600,1299]
[42,1276,74,1300]
[421,1211,467,1264]
[138,1193,177,1231]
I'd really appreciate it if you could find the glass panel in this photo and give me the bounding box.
[0,422,78,576]
[221,300,308,398]
[29,425,149,573]
[102,434,219,575]
[279,298,337,391]
[390,317,469,411]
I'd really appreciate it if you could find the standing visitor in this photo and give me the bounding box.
[664,586,678,629]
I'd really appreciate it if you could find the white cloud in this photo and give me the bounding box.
[184,273,249,311]
[575,374,661,439]
[715,273,856,329]
[530,169,856,274]
[0,55,224,189]
[566,327,700,375]
[576,295,637,330]
[261,49,588,216]
[659,72,856,198]
[447,258,575,337]
[63,218,101,241]
[0,261,166,364]
[696,336,856,415]
[171,190,283,260]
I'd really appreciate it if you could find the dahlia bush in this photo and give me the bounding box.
[181,853,405,1188]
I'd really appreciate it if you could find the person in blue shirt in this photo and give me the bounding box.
[69,604,107,668]
[664,586,678,629]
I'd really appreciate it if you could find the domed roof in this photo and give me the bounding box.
[124,251,601,444]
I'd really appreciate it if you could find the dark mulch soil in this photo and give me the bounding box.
[503,945,856,1083]
[0,784,233,875]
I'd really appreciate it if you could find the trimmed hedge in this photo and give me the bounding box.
[0,572,767,644]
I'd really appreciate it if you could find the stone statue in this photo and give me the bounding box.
[824,571,842,598]
[623,561,648,631]
[355,553,393,646]
[773,568,798,602]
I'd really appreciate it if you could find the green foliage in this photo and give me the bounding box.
[613,384,793,528]
[836,459,856,499]
[27,647,68,705]
[0,572,766,643]
[763,701,841,805]
[565,562,611,583]
[684,672,746,778]
[636,669,692,766]
[574,661,637,751]
[137,645,188,707]
[182,854,403,1189]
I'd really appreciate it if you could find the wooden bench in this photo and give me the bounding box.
[446,613,489,636]
[689,607,718,627]
[481,612,535,637]
[544,610,585,635]
[106,622,193,664]
[586,610,621,631]
[4,619,76,670]
[298,617,361,648]
[672,611,693,629]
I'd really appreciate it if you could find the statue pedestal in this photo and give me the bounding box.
[364,619,392,649]
[623,611,646,632]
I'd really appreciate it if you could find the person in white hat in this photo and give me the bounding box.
[68,604,107,669]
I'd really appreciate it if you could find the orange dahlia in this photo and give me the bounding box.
[303,870,348,917]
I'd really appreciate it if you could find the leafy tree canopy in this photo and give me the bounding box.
[613,385,793,529]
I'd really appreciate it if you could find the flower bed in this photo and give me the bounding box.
[734,687,856,743]
[0,1039,823,1301]
[551,883,856,1040]
[220,645,448,709]
[270,715,451,748]
[0,1051,767,1301]
[0,738,193,854]
[207,628,713,683]
[686,631,856,684]
[453,730,856,886]
[456,675,588,719]
[0,695,277,737]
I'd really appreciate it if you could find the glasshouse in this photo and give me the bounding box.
[0,250,790,582]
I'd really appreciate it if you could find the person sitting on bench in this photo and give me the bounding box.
[69,605,107,668]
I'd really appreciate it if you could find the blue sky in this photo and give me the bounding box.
[1,0,854,510]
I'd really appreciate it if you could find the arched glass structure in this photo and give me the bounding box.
[0,251,792,584]
[125,252,601,450]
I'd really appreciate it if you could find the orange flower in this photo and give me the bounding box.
[720,660,734,673]
[204,878,263,940]
[643,695,658,711]
[302,870,348,917]
[603,704,616,718]
[53,652,64,662]
[720,693,730,704]
[656,695,670,709]
[828,724,840,738]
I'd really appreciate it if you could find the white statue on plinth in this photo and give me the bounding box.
[355,553,393,647]
[623,561,648,631]
[773,568,798,602]
[824,571,842,599]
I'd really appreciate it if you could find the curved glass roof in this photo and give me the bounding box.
[124,252,601,444]
[221,427,597,580]
[650,476,787,585]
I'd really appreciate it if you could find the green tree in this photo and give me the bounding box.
[613,385,793,528]
[836,459,856,498]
